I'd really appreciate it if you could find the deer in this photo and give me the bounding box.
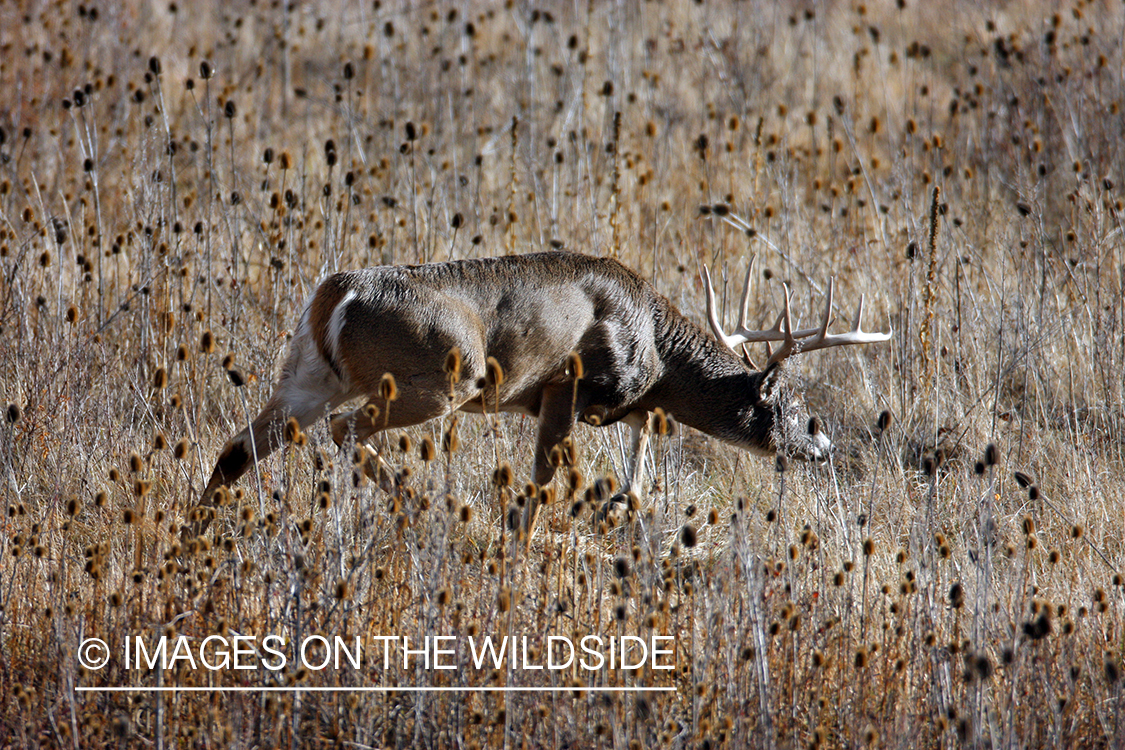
[195,250,891,535]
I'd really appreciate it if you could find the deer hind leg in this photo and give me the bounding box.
[328,400,402,492]
[197,337,347,520]
[329,401,384,447]
[331,371,483,485]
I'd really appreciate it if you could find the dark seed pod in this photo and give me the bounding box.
[877,409,892,431]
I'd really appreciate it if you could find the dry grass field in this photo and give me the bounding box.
[2,0,1125,746]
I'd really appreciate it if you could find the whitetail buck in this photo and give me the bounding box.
[197,251,890,531]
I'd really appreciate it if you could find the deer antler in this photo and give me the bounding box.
[703,262,892,367]
[703,260,821,349]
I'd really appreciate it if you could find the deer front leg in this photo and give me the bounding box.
[524,382,579,542]
[598,409,651,527]
[622,409,652,497]
[194,389,340,535]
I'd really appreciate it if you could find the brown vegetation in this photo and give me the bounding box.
[1,0,1123,747]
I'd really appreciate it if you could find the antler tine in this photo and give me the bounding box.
[782,283,794,341]
[813,277,835,343]
[765,283,798,368]
[735,255,755,333]
[852,294,866,331]
[702,264,737,350]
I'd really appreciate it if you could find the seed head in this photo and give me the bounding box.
[283,418,303,444]
[485,356,504,388]
[379,373,398,402]
[1022,612,1052,640]
[566,351,584,380]
[444,347,462,382]
[443,418,460,453]
[493,462,513,488]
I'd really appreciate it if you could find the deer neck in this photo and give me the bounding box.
[644,308,774,451]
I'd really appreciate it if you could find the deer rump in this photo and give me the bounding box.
[199,251,850,527]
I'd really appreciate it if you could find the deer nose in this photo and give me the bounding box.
[802,417,833,461]
[807,432,833,461]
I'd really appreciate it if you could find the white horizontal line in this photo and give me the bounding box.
[76,686,675,693]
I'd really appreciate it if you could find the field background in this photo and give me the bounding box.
[2,0,1125,747]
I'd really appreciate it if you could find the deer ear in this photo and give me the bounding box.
[757,361,783,403]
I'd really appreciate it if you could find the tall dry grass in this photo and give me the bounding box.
[1,0,1124,747]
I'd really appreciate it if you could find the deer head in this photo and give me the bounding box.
[701,257,892,462]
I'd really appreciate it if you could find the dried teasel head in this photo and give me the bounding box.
[379,373,398,402]
[444,346,462,382]
[485,356,504,388]
[566,351,584,380]
[283,417,303,444]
